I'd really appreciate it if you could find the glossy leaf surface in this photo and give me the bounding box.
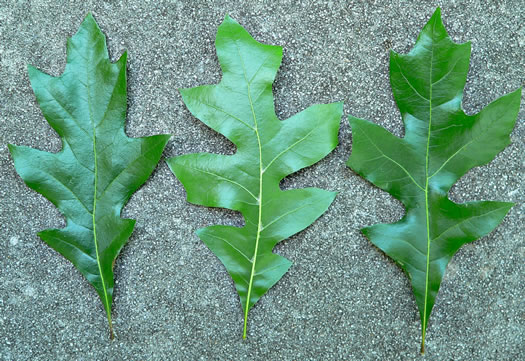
[8,14,170,337]
[346,8,520,352]
[167,16,342,338]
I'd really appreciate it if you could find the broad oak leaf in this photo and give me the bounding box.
[167,16,342,338]
[347,8,521,353]
[8,14,170,338]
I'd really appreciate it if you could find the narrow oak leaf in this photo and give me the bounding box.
[167,16,342,338]
[8,14,170,338]
[347,8,521,353]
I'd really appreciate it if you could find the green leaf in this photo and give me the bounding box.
[8,14,170,338]
[167,16,342,338]
[347,8,520,353]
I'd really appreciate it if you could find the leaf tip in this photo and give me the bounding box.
[26,63,42,80]
[195,227,205,237]
[347,115,365,128]
[178,87,188,96]
[430,7,442,24]
[80,12,99,32]
[333,100,344,113]
[118,50,128,64]
[421,6,447,41]
[221,13,238,26]
[500,202,515,214]
[36,230,47,242]
[7,144,24,165]
[165,156,175,170]
[359,225,372,240]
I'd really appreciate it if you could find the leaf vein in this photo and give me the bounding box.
[185,165,258,202]
[393,56,431,102]
[358,128,425,191]
[206,233,252,263]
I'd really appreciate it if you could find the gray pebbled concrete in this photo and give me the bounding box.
[0,0,523,360]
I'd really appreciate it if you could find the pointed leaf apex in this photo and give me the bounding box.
[26,63,48,85]
[505,87,523,105]
[26,63,37,73]
[428,7,442,27]
[428,7,444,28]
[118,50,128,65]
[221,14,239,26]
[80,12,99,31]
[415,7,449,50]
[195,228,205,237]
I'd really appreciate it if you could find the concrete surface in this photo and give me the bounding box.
[0,0,523,360]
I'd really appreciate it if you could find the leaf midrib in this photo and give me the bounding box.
[235,42,263,339]
[85,61,112,335]
[421,18,437,353]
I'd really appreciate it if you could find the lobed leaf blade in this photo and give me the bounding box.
[9,14,170,337]
[347,7,520,352]
[168,15,342,338]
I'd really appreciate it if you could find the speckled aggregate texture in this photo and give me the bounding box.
[0,0,523,360]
